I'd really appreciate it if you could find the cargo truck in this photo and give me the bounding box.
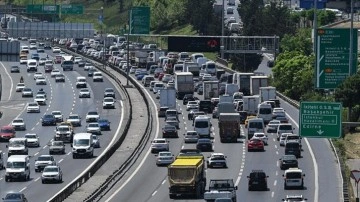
[184,62,200,77]
[204,179,237,202]
[233,73,254,96]
[214,102,235,118]
[175,72,194,99]
[250,76,269,95]
[160,88,176,109]
[218,113,240,143]
[203,81,219,100]
[242,95,260,116]
[168,156,206,199]
[225,84,239,96]
[259,86,276,102]
[219,94,233,103]
[134,51,148,68]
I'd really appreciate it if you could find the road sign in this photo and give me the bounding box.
[130,6,150,35]
[60,4,83,14]
[315,28,358,89]
[351,170,360,183]
[27,4,59,14]
[299,102,342,138]
[168,36,221,52]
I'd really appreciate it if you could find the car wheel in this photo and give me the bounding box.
[42,180,45,184]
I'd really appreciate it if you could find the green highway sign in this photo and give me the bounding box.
[130,6,150,35]
[315,28,358,89]
[60,4,83,14]
[299,102,342,138]
[27,4,59,14]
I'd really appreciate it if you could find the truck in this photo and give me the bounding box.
[218,113,240,143]
[242,95,260,116]
[204,179,238,202]
[168,156,206,199]
[215,102,235,118]
[259,86,276,102]
[250,76,269,95]
[160,88,176,109]
[7,138,28,157]
[203,81,219,100]
[184,62,200,77]
[228,0,235,6]
[219,94,233,103]
[232,73,254,96]
[147,51,166,63]
[134,51,148,68]
[174,72,194,99]
[225,84,239,96]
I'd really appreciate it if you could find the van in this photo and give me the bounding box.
[61,56,74,71]
[71,133,94,159]
[76,76,87,88]
[285,134,302,147]
[194,115,212,138]
[285,141,301,158]
[165,109,178,121]
[283,168,305,189]
[27,59,38,72]
[276,123,294,140]
[205,61,216,75]
[142,75,155,87]
[191,53,204,63]
[247,118,264,139]
[257,103,273,124]
[196,57,208,67]
[5,155,30,181]
[178,52,189,60]
[7,137,28,157]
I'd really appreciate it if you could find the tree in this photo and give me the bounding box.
[280,28,312,56]
[118,0,124,13]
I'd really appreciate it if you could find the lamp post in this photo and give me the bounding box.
[100,6,105,69]
[221,0,225,59]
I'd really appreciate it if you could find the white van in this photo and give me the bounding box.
[72,133,94,159]
[283,168,305,189]
[205,61,216,75]
[191,53,204,63]
[247,118,265,139]
[276,123,294,141]
[285,133,302,147]
[196,57,208,67]
[257,102,273,124]
[194,115,212,138]
[5,155,30,182]
[61,55,74,71]
[76,76,87,88]
[7,137,28,157]
[27,59,38,72]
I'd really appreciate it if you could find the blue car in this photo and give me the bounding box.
[41,114,57,126]
[31,53,40,61]
[136,73,148,80]
[98,119,111,131]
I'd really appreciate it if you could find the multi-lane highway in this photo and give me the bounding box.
[0,44,124,201]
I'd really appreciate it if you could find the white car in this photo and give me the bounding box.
[156,151,174,166]
[267,120,281,133]
[34,72,43,80]
[92,134,100,148]
[34,94,46,105]
[207,153,227,168]
[103,97,115,109]
[93,72,103,82]
[27,102,40,113]
[20,56,28,64]
[152,82,165,94]
[29,43,37,50]
[84,63,93,71]
[151,138,169,153]
[282,195,307,202]
[186,101,199,111]
[52,47,61,53]
[51,69,61,77]
[24,133,40,147]
[22,88,33,97]
[36,76,47,85]
[86,111,100,122]
[11,118,26,130]
[252,132,268,145]
[86,123,101,135]
[39,58,47,65]
[16,83,25,92]
[273,107,286,118]
[184,131,200,143]
[74,57,82,63]
[41,165,62,183]
[51,111,63,122]
[67,114,82,127]
[79,88,91,98]
[280,133,291,146]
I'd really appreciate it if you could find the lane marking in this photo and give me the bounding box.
[271,191,274,198]
[58,159,64,163]
[34,152,39,156]
[0,61,14,101]
[274,180,277,186]
[152,190,157,196]
[162,180,166,185]
[19,187,27,192]
[34,177,40,182]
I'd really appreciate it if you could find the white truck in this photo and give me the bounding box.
[7,138,28,157]
[135,51,148,68]
[160,88,176,109]
[204,179,237,202]
[174,72,194,99]
[259,86,276,102]
[243,95,260,115]
[184,62,200,77]
[215,102,235,118]
[148,51,166,63]
[219,94,233,103]
[225,84,239,96]
[250,76,269,95]
[203,81,219,100]
[233,73,254,96]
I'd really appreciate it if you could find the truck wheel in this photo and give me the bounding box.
[196,185,201,199]
[233,197,237,202]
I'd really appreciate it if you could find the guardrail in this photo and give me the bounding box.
[48,47,152,201]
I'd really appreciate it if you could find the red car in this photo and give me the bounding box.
[247,138,264,152]
[54,55,62,64]
[158,73,165,81]
[0,125,16,141]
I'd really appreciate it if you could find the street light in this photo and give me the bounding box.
[221,0,225,59]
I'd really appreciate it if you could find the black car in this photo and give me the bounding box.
[88,69,97,77]
[247,170,269,191]
[41,114,57,126]
[44,43,52,49]
[162,125,178,138]
[3,192,28,202]
[196,138,213,152]
[279,155,298,170]
[78,60,85,67]
[183,94,195,105]
[10,66,20,73]
[199,100,212,113]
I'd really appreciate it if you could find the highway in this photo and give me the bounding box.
[0,45,124,201]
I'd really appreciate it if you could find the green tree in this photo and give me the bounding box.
[280,28,312,56]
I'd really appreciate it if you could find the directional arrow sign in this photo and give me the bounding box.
[351,170,360,183]
[299,102,342,138]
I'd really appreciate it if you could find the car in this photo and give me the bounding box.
[273,107,286,118]
[156,151,174,166]
[33,72,43,80]
[158,106,169,117]
[267,120,281,133]
[186,101,199,111]
[86,111,100,122]
[78,60,85,67]
[280,133,290,146]
[2,192,28,202]
[10,65,20,73]
[51,69,61,77]
[37,47,45,53]
[55,74,65,82]
[44,64,54,73]
[93,72,103,82]
[48,141,66,154]
[103,97,116,109]
[0,126,16,142]
[207,153,227,168]
[11,118,26,131]
[34,94,46,105]
[104,88,115,98]
[252,132,268,145]
[41,165,62,183]
[44,43,52,49]
[36,89,47,98]
[22,88,33,97]
[26,102,40,113]
[184,131,200,143]
[279,155,298,170]
[35,155,56,172]
[162,125,178,138]
[98,119,111,131]
[183,94,195,105]
[247,138,265,152]
[277,123,294,140]
[276,116,289,123]
[282,195,308,202]
[162,74,172,83]
[51,111,63,122]
[41,114,57,126]
[189,110,205,121]
[52,47,61,53]
[247,170,269,191]
[86,122,101,135]
[29,43,37,50]
[79,88,91,98]
[16,83,25,92]
[283,168,305,190]
[74,57,82,64]
[88,68,97,77]
[84,63,93,71]
[39,58,47,65]
[150,138,169,153]
[196,138,213,152]
[67,114,81,127]
[35,76,47,85]
[92,134,100,148]
[244,115,256,128]
[165,116,179,129]
[24,133,40,147]
[31,53,40,61]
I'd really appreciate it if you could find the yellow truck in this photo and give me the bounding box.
[168,156,206,199]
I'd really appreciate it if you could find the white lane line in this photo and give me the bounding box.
[271,192,274,198]
[276,151,279,155]
[58,159,64,163]
[286,112,318,202]
[0,177,3,180]
[67,152,71,155]
[0,62,14,101]
[43,145,47,149]
[274,145,277,149]
[19,187,27,192]
[34,152,39,156]
[274,180,277,186]
[34,177,40,182]
[275,171,278,176]
[162,180,166,185]
[151,190,157,196]
[181,145,184,149]
[235,127,246,186]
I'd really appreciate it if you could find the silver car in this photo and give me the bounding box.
[156,151,174,166]
[48,141,66,154]
[184,131,200,143]
[41,165,62,184]
[92,134,100,148]
[165,117,179,129]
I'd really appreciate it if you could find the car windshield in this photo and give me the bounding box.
[9,140,25,146]
[5,193,22,199]
[259,108,272,114]
[153,140,166,143]
[212,155,225,160]
[74,139,90,146]
[198,139,211,143]
[81,89,89,92]
[286,172,302,178]
[58,127,69,131]
[25,135,37,138]
[52,141,64,146]
[88,112,98,115]
[52,112,61,115]
[89,123,99,127]
[44,167,59,172]
[98,119,108,123]
[159,152,172,157]
[7,162,25,168]
[44,115,53,118]
[1,128,13,133]
[36,95,44,98]
[104,98,113,102]
[280,125,292,130]
[105,88,114,92]
[38,156,52,161]
[249,122,263,129]
[69,115,79,119]
[13,120,23,123]
[195,121,209,128]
